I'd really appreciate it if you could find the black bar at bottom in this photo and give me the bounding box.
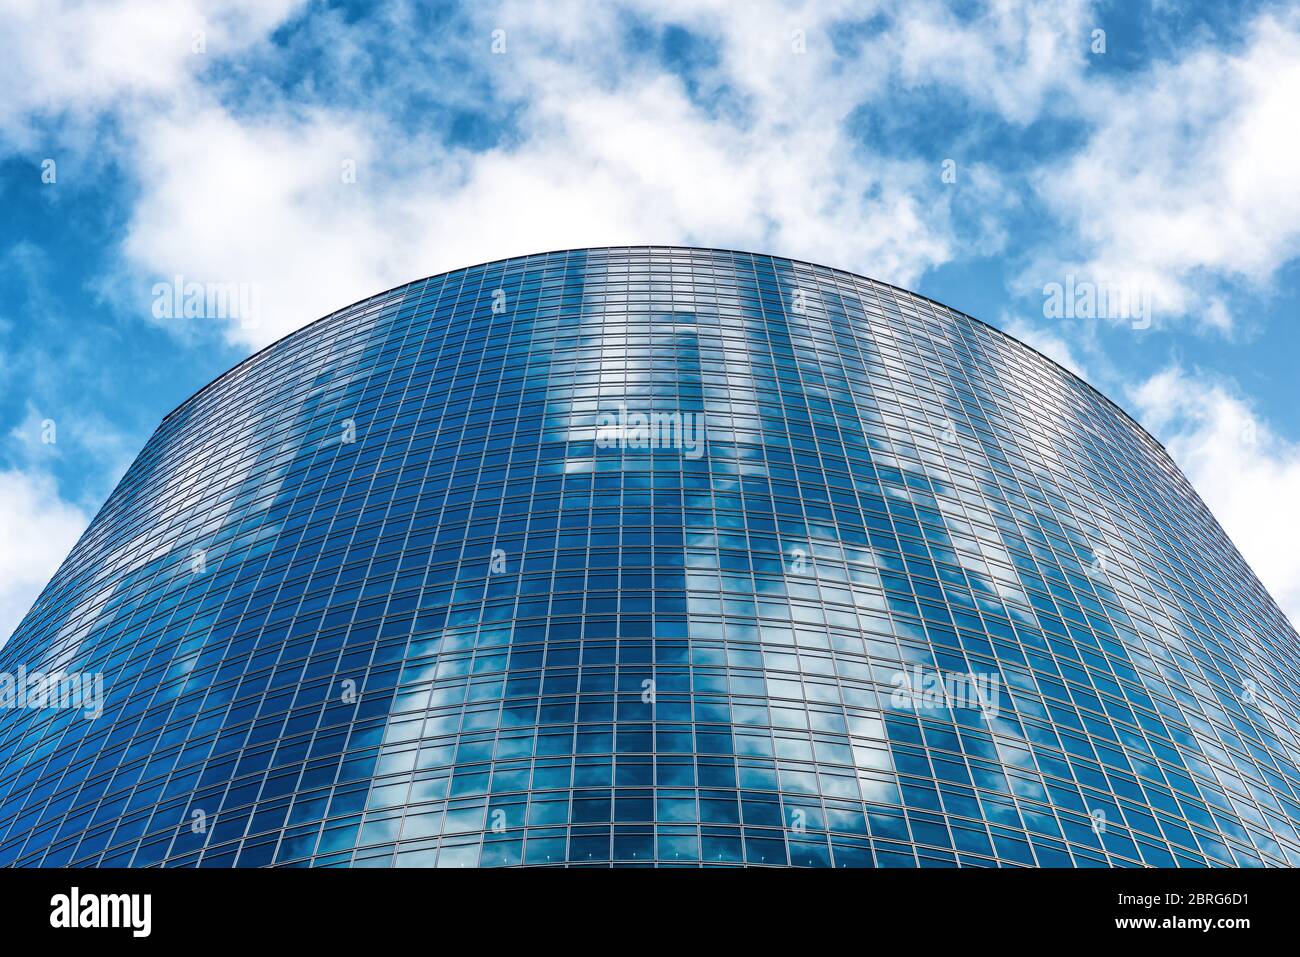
[0,865,1282,945]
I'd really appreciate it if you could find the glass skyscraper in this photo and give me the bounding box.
[2,246,1298,868]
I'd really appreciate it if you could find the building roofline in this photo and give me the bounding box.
[155,244,1168,461]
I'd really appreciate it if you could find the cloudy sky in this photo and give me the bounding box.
[2,0,1299,639]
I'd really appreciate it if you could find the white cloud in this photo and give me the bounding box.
[0,469,89,644]
[120,1,1024,347]
[0,0,304,149]
[123,104,399,344]
[2,0,1107,349]
[11,0,1298,346]
[1027,13,1300,331]
[887,0,1092,123]
[1130,367,1300,627]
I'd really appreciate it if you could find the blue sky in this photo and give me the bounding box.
[1,0,1299,637]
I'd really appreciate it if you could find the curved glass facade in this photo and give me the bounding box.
[2,246,1298,868]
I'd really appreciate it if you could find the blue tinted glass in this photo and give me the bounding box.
[1,247,1297,868]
